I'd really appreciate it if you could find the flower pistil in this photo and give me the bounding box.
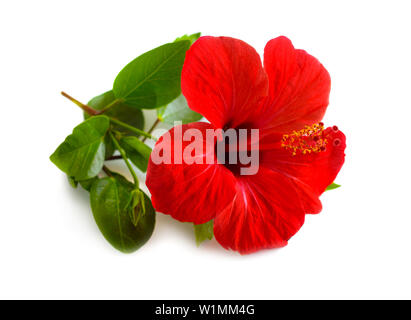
[281,122,328,156]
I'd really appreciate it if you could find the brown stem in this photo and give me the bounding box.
[102,165,113,177]
[106,155,122,161]
[142,118,160,142]
[61,91,99,116]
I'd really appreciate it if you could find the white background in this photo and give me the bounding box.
[0,0,410,299]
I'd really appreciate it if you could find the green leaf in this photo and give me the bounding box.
[326,182,341,191]
[194,220,214,246]
[174,32,201,45]
[157,95,203,124]
[113,41,191,109]
[50,116,109,180]
[119,136,152,172]
[156,34,202,124]
[86,90,145,137]
[90,176,155,253]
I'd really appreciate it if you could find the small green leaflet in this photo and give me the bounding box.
[90,176,155,253]
[50,116,109,180]
[326,182,341,191]
[157,95,203,124]
[113,41,191,109]
[67,176,78,188]
[79,177,99,192]
[66,176,98,192]
[157,33,202,124]
[194,220,214,246]
[174,32,201,45]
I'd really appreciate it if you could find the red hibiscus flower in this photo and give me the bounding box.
[146,36,346,254]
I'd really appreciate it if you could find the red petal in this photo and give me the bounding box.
[146,122,237,224]
[213,167,305,254]
[261,127,346,213]
[181,36,268,129]
[260,36,331,133]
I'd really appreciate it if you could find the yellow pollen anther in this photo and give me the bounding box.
[281,123,328,156]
